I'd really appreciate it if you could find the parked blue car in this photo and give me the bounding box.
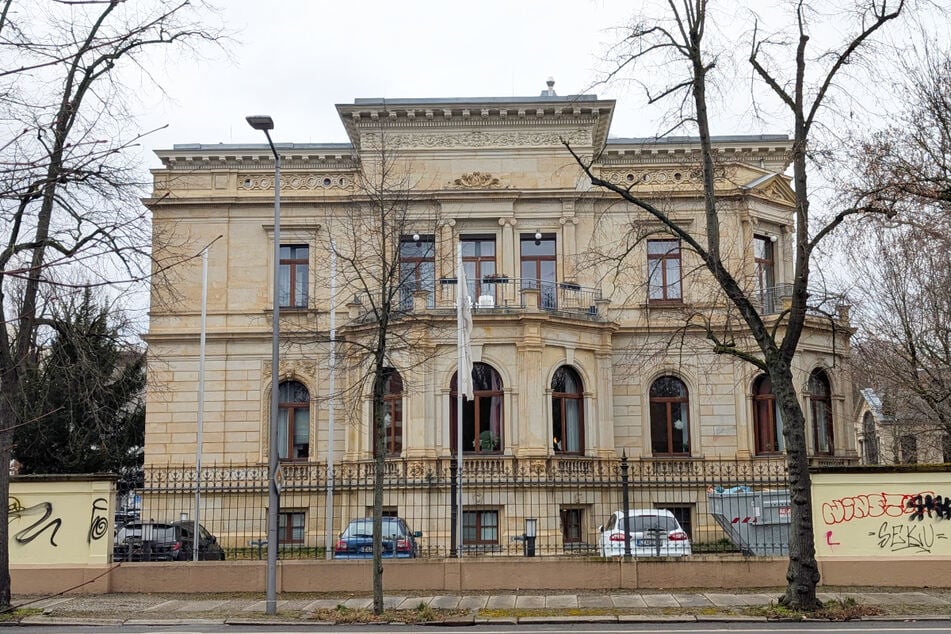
[333,517,421,559]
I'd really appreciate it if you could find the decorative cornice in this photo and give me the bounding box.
[599,144,791,173]
[337,98,615,151]
[155,146,358,172]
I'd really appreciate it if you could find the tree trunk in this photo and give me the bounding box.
[771,361,821,610]
[372,363,386,614]
[0,387,12,609]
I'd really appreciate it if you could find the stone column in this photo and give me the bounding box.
[499,217,516,280]
[515,319,546,457]
[560,202,578,281]
[594,333,616,458]
[440,219,456,279]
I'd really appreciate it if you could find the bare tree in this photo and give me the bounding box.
[568,0,907,610]
[0,0,223,609]
[847,48,951,462]
[323,128,442,615]
[847,49,951,235]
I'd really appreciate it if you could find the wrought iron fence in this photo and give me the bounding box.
[120,456,792,560]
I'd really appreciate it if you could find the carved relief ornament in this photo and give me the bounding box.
[453,172,501,188]
[361,129,590,150]
[600,168,702,187]
[241,173,353,191]
[263,359,318,386]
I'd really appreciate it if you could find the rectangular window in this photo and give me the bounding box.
[661,504,693,540]
[278,245,308,308]
[811,398,832,454]
[647,239,681,302]
[560,507,584,544]
[754,235,776,312]
[462,510,498,545]
[399,236,435,309]
[862,413,879,464]
[900,435,918,464]
[462,236,497,301]
[520,234,556,309]
[278,511,305,544]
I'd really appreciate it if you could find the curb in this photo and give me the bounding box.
[12,612,951,626]
[19,616,125,626]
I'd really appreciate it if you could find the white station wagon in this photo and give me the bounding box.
[598,509,692,558]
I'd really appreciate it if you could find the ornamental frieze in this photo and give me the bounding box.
[241,173,353,191]
[601,168,701,186]
[599,166,734,187]
[452,172,501,188]
[361,129,590,150]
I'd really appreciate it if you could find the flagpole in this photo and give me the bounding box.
[456,244,464,559]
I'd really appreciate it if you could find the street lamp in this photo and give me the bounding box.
[246,114,280,616]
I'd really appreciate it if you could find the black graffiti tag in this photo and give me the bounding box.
[87,497,108,543]
[9,497,62,547]
[874,520,949,553]
[906,494,951,521]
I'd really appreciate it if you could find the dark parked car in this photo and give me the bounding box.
[333,517,421,559]
[113,521,226,562]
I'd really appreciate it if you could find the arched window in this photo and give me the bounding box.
[278,381,309,461]
[809,369,834,454]
[451,362,503,454]
[862,412,879,464]
[552,366,584,454]
[650,376,689,455]
[753,375,784,454]
[373,369,403,457]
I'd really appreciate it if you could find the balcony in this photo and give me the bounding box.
[352,278,608,323]
[754,284,849,320]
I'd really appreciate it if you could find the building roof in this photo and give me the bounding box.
[352,94,600,106]
[859,388,892,423]
[607,134,789,145]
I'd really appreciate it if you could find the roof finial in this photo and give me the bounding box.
[541,77,556,97]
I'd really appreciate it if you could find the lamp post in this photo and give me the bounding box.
[246,114,280,616]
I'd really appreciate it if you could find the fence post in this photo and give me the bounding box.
[621,451,632,561]
[450,461,458,557]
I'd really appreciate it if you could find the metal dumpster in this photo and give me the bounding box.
[707,486,790,556]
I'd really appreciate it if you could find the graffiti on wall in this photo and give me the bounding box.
[87,497,109,543]
[9,496,62,546]
[9,480,114,565]
[813,473,951,557]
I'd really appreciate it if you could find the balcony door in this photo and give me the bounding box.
[461,236,496,301]
[520,234,556,308]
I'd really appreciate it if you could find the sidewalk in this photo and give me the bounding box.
[12,589,951,626]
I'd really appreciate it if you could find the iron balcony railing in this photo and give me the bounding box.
[400,277,604,318]
[754,284,848,320]
[349,278,607,322]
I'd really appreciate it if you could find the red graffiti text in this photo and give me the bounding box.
[821,491,934,525]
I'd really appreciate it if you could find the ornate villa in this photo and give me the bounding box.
[142,85,856,555]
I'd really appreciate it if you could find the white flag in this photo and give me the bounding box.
[457,246,474,400]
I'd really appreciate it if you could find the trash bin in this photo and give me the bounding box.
[707,486,790,556]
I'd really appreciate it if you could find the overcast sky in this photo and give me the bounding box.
[136,0,740,164]
[135,0,950,166]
